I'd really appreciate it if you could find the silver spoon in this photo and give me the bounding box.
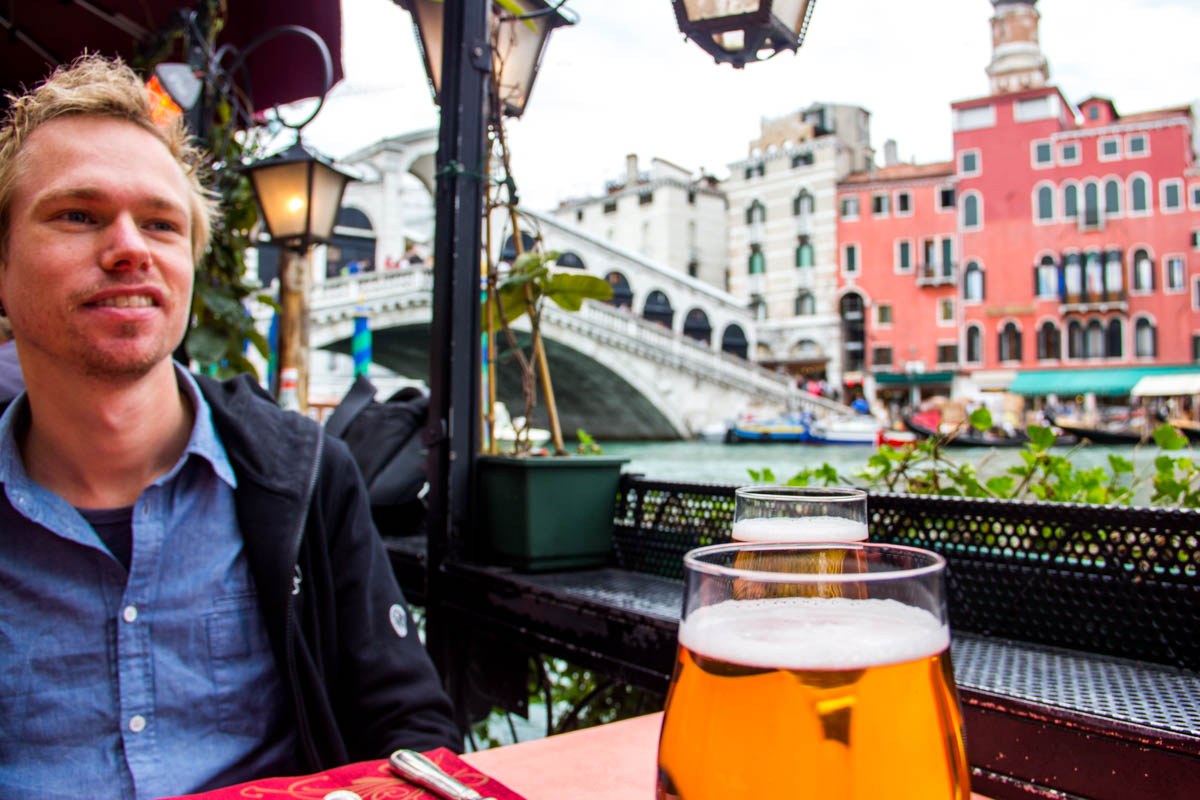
[388,749,499,800]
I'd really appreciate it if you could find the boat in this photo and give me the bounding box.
[876,428,921,448]
[903,410,1029,448]
[807,415,882,445]
[725,412,812,443]
[1046,417,1145,445]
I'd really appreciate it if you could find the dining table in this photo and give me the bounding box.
[169,712,996,799]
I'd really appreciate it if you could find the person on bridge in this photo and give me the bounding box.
[0,56,459,798]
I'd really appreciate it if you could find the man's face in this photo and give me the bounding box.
[0,115,194,382]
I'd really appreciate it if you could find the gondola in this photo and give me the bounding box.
[1044,413,1146,445]
[902,413,1029,448]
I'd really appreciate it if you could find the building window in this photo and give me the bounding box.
[1099,136,1121,161]
[965,324,982,363]
[1166,255,1185,291]
[959,149,980,175]
[1063,253,1083,298]
[938,187,956,211]
[748,244,765,275]
[962,192,981,229]
[1132,248,1154,292]
[1162,179,1183,212]
[872,346,893,368]
[793,190,814,216]
[602,200,617,214]
[1192,185,1200,210]
[575,209,584,222]
[1130,176,1149,214]
[938,298,955,325]
[1033,140,1053,167]
[876,304,893,326]
[895,191,912,215]
[843,244,859,273]
[687,260,699,278]
[795,237,814,268]
[795,291,815,316]
[1084,251,1104,299]
[1083,320,1104,359]
[1194,230,1200,251]
[1135,318,1157,357]
[896,240,912,272]
[1059,141,1080,165]
[1035,184,1054,222]
[937,343,959,365]
[998,322,1022,363]
[1104,179,1122,216]
[1037,321,1061,360]
[1064,320,1082,359]
[638,191,653,205]
[1105,251,1124,295]
[1082,182,1101,229]
[940,239,954,276]
[1193,335,1200,363]
[746,200,766,224]
[791,152,814,168]
[872,193,890,216]
[1062,183,1078,219]
[744,161,766,179]
[687,190,696,205]
[1127,133,1148,157]
[1107,319,1124,359]
[1036,255,1058,297]
[964,261,984,301]
[840,196,859,219]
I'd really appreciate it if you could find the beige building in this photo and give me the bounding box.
[550,155,728,289]
[722,103,875,388]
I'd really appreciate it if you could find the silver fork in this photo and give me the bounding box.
[388,749,500,800]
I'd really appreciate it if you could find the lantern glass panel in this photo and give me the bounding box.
[308,162,351,243]
[410,0,445,99]
[250,160,311,241]
[772,0,810,31]
[493,1,552,116]
[681,0,761,22]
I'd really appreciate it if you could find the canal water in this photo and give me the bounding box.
[600,438,1158,495]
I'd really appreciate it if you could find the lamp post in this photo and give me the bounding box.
[672,0,818,67]
[243,141,355,411]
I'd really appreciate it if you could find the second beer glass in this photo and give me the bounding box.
[733,485,868,543]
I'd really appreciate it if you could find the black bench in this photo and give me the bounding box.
[386,475,1200,800]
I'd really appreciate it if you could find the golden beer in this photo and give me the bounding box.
[657,596,970,800]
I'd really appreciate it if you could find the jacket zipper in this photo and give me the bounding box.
[287,430,325,768]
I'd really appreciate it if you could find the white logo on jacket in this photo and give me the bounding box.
[292,565,303,596]
[389,604,408,638]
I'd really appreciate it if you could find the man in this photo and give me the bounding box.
[0,56,459,798]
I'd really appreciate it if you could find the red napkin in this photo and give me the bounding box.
[163,748,525,800]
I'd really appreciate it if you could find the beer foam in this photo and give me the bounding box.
[731,516,868,543]
[679,596,949,670]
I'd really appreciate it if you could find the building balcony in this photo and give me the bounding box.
[916,262,958,287]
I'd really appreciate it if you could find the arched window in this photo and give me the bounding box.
[605,271,633,309]
[643,290,674,328]
[1037,321,1061,360]
[964,261,985,301]
[745,200,766,224]
[965,325,983,363]
[1104,251,1123,296]
[840,293,865,372]
[795,291,815,315]
[683,308,712,344]
[1104,179,1122,215]
[792,190,814,216]
[1036,185,1054,221]
[555,251,586,269]
[721,324,748,359]
[1132,248,1154,291]
[1062,184,1078,218]
[998,322,1022,363]
[1063,253,1083,298]
[1084,252,1103,299]
[963,192,981,228]
[748,245,765,275]
[1106,319,1124,359]
[1067,320,1085,359]
[1083,182,1100,226]
[795,237,814,267]
[1131,176,1148,213]
[1036,254,1059,297]
[1085,320,1105,359]
[1135,318,1157,357]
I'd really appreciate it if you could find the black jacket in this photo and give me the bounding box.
[196,374,460,768]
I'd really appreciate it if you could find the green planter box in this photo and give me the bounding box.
[477,455,628,572]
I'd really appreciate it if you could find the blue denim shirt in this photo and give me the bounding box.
[0,367,297,799]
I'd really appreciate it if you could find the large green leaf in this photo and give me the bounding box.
[543,273,613,311]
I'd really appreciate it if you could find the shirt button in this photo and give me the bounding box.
[122,605,138,623]
[128,715,146,733]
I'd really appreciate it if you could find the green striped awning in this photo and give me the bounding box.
[1008,366,1200,397]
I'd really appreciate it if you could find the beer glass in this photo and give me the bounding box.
[733,485,868,543]
[656,542,970,800]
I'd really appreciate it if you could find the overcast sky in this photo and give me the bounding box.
[299,0,1200,211]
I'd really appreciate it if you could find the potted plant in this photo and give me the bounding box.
[475,31,625,571]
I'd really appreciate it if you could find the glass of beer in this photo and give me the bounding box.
[656,542,969,800]
[733,485,868,543]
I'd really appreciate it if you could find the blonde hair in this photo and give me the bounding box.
[0,54,217,264]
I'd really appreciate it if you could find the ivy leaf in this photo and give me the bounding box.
[1153,423,1188,451]
[1108,454,1134,474]
[986,476,1015,496]
[969,407,993,432]
[1027,425,1056,452]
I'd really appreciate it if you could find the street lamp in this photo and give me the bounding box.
[244,140,354,250]
[403,0,572,117]
[673,0,818,67]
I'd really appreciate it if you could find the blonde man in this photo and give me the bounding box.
[0,56,457,798]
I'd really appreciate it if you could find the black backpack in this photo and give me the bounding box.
[325,374,429,537]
